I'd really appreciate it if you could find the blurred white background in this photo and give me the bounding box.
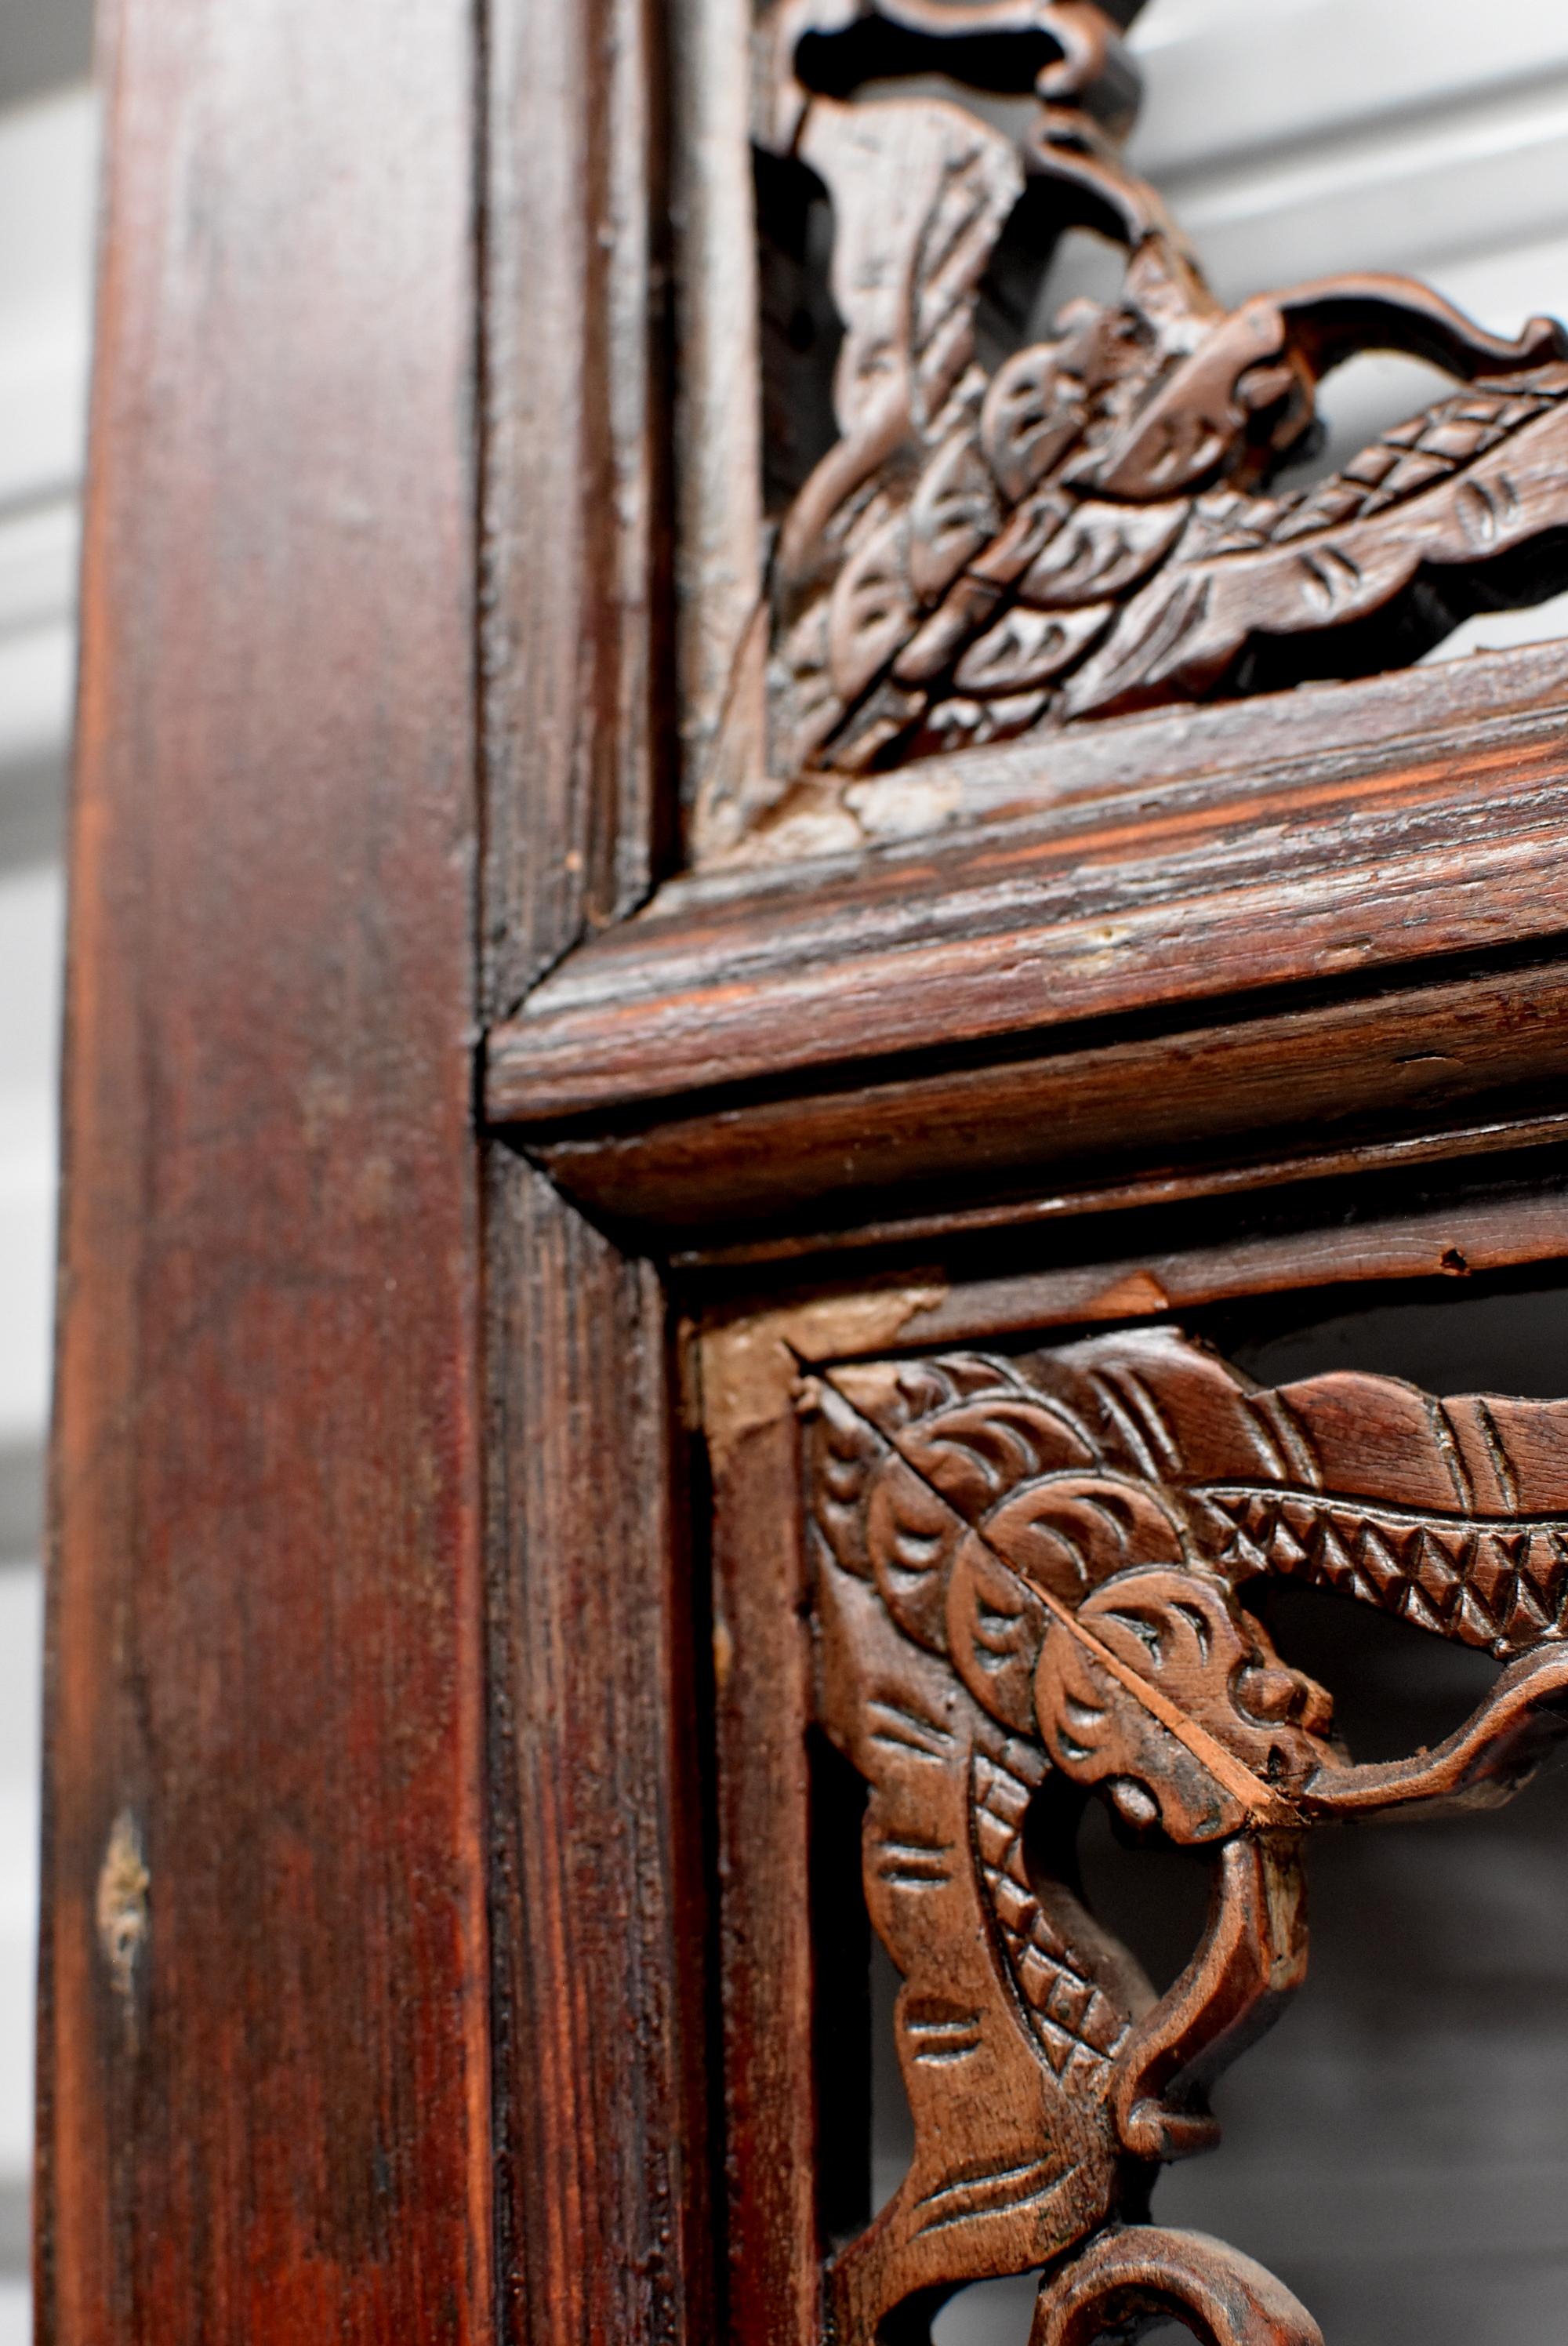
[5,2,1568,2343]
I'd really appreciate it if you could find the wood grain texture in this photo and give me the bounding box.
[482,0,670,1011]
[39,2,490,2339]
[704,1344,819,2346]
[483,1152,713,2346]
[489,688,1568,1128]
[873,1168,1568,1351]
[704,638,1568,868]
[528,957,1568,1241]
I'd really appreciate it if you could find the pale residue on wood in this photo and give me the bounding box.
[699,1280,949,1475]
[96,1808,149,2046]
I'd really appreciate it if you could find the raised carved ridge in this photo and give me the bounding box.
[802,1327,1568,2342]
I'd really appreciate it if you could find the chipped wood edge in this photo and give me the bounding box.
[695,1279,950,1474]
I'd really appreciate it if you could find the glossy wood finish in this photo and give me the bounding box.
[45,0,1568,2338]
[39,2,490,2339]
[750,0,1568,791]
[530,959,1568,1247]
[490,645,1568,1141]
[705,1322,818,2344]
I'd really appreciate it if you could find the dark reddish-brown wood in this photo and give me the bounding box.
[45,0,1568,2338]
[482,0,671,1011]
[481,3,714,2337]
[40,2,491,2340]
[482,1154,713,2346]
[488,684,1568,1133]
[528,959,1568,1244]
[703,1316,819,2344]
[706,1302,1568,2344]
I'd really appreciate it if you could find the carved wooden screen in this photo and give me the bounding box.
[702,1218,1568,2346]
[45,2,1568,2343]
[666,0,1568,867]
[470,5,1568,2341]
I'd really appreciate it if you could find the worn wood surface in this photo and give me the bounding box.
[39,2,491,2338]
[844,1166,1568,1352]
[704,640,1568,867]
[531,959,1568,1244]
[483,1154,712,2345]
[46,0,1568,2337]
[490,690,1568,1129]
[703,1324,819,2345]
[481,3,714,2333]
[482,0,670,1012]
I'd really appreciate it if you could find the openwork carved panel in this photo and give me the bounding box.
[801,1328,1568,2343]
[750,0,1568,788]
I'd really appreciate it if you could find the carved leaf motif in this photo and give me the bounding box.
[866,1454,967,1653]
[892,1385,1099,1514]
[982,1473,1184,1607]
[828,510,918,701]
[817,1327,1568,1728]
[1062,372,1568,721]
[1032,1569,1331,1839]
[909,429,1003,605]
[948,1534,1045,1733]
[1017,500,1189,608]
[955,602,1113,695]
[981,343,1091,504]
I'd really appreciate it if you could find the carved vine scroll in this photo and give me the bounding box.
[756,0,1568,781]
[802,1328,1568,2343]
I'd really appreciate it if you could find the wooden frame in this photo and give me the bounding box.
[40,3,492,2335]
[38,0,1568,2341]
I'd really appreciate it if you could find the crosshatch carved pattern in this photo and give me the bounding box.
[756,0,1568,783]
[802,1330,1568,2344]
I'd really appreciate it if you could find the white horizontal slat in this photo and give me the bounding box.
[0,327,92,516]
[0,87,97,513]
[0,1139,53,1448]
[0,864,63,1451]
[0,866,64,1100]
[0,623,73,779]
[1156,74,1568,302]
[0,499,78,644]
[1132,0,1568,179]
